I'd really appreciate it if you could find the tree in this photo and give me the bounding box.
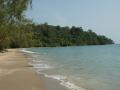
[0,0,32,50]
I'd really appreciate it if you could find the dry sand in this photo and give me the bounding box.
[0,49,44,90]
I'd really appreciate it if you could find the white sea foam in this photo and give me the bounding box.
[33,64,52,69]
[44,74,67,81]
[44,74,85,90]
[61,81,85,90]
[20,49,35,54]
[31,60,42,63]
[29,61,53,71]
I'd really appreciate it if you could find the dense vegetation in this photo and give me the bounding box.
[0,0,114,51]
[31,23,114,47]
[0,0,32,51]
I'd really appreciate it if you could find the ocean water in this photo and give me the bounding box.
[22,45,120,90]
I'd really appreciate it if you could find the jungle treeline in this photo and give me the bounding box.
[31,23,114,47]
[0,0,114,51]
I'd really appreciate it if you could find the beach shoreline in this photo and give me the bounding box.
[0,49,44,90]
[21,48,85,90]
[0,49,70,90]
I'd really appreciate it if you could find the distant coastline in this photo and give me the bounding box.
[0,23,114,52]
[30,23,114,47]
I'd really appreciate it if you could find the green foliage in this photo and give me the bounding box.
[0,0,32,23]
[31,23,114,47]
[0,0,32,50]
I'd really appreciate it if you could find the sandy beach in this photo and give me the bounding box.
[0,49,44,90]
[0,49,69,90]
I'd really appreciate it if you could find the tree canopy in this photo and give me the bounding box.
[0,0,32,51]
[31,23,114,47]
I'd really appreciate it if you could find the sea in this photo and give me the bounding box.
[21,44,120,90]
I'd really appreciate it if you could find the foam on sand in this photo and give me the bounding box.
[44,74,85,90]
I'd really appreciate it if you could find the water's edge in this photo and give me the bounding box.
[20,48,85,90]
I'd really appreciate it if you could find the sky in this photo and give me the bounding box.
[26,0,120,43]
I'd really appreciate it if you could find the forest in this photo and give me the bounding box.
[31,23,113,47]
[0,0,114,51]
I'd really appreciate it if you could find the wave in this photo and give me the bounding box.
[31,61,85,90]
[20,48,35,54]
[44,74,85,90]
[29,60,53,71]
[31,63,53,71]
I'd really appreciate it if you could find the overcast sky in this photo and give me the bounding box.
[26,0,120,43]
